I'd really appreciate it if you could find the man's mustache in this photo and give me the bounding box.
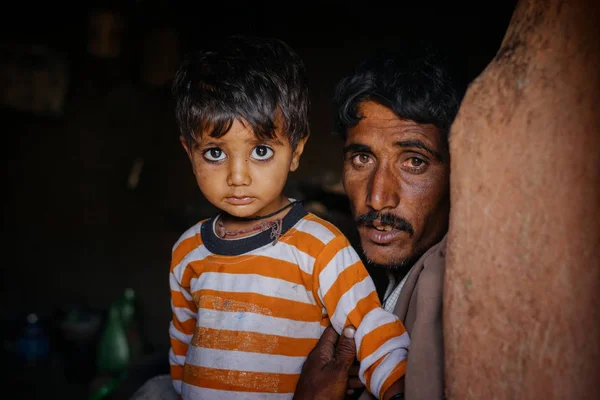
[355,211,414,236]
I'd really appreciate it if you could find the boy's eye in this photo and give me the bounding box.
[203,148,226,162]
[251,145,274,160]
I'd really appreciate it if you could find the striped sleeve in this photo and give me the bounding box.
[314,235,410,399]
[168,224,202,395]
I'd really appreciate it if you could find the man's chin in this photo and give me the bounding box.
[362,245,424,272]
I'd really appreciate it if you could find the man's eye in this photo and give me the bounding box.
[352,154,371,166]
[402,157,427,171]
[203,148,226,162]
[251,145,274,160]
[408,157,423,167]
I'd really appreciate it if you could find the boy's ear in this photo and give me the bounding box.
[290,135,309,172]
[180,136,193,161]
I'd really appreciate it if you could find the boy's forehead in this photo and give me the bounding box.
[194,118,287,145]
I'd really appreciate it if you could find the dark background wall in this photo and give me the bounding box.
[0,0,516,396]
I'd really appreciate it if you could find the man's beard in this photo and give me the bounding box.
[362,249,425,274]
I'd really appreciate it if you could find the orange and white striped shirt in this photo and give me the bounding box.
[169,203,409,399]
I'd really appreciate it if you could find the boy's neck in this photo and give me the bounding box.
[238,198,297,221]
[218,198,298,234]
[216,218,282,241]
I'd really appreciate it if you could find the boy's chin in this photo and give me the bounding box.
[221,205,265,220]
[223,209,255,219]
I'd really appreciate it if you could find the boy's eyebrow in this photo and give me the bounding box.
[247,137,283,145]
[196,140,223,147]
[395,140,443,161]
[195,137,284,148]
[343,143,371,154]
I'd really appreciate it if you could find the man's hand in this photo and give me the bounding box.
[293,325,364,400]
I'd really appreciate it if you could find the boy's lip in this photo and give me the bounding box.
[225,196,254,205]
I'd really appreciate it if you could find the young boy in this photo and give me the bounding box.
[169,35,409,400]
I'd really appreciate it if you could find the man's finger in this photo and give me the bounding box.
[334,325,358,369]
[348,377,365,390]
[310,324,339,362]
[348,363,360,377]
[318,325,340,346]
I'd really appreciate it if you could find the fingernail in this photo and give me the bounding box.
[343,326,356,338]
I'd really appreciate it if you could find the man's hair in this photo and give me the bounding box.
[332,44,465,139]
[172,35,310,149]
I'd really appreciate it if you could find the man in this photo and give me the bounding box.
[294,44,465,399]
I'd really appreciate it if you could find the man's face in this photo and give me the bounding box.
[342,101,450,270]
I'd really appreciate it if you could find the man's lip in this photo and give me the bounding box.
[225,196,253,205]
[359,225,405,245]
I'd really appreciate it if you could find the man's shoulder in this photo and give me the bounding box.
[398,235,446,331]
[406,235,446,299]
[420,235,446,275]
[394,235,446,321]
[413,235,446,302]
[415,236,446,292]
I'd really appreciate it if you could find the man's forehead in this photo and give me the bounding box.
[348,101,443,147]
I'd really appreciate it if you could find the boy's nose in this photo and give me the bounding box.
[227,157,251,186]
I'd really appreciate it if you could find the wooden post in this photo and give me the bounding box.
[444,0,600,398]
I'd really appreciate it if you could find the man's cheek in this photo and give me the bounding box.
[343,175,363,199]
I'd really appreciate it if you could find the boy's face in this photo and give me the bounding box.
[181,119,306,219]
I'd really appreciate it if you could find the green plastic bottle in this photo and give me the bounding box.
[120,288,135,327]
[90,288,138,400]
[96,301,130,374]
[120,288,143,362]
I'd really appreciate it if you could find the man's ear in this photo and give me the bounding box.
[180,135,193,161]
[290,135,309,172]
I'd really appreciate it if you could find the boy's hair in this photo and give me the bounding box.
[332,43,465,140]
[172,35,310,150]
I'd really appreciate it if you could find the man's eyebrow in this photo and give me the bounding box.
[343,143,371,154]
[395,140,443,161]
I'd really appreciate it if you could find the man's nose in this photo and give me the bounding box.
[227,156,251,186]
[366,163,400,211]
